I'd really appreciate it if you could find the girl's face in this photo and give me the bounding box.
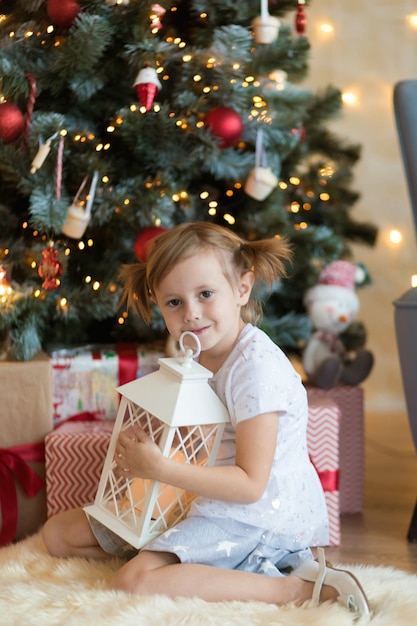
[153,250,254,370]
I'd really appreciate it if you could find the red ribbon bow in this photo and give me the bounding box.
[310,455,339,492]
[0,442,45,546]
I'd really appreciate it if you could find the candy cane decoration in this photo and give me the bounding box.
[23,73,37,149]
[255,127,267,169]
[55,134,65,200]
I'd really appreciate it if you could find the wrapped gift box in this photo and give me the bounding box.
[0,351,52,545]
[308,386,364,514]
[0,443,46,546]
[307,396,341,547]
[51,343,165,425]
[45,421,114,517]
[0,351,53,447]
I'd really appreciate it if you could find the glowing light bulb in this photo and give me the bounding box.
[342,92,357,105]
[389,229,402,244]
[406,14,417,29]
[320,22,334,34]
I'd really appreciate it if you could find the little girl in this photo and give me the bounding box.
[42,222,369,618]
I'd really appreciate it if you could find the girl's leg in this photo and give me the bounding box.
[42,508,109,560]
[113,550,325,605]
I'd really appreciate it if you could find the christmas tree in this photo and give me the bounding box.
[0,0,377,361]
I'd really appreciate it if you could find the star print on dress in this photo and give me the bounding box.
[216,540,238,556]
[247,548,263,563]
[162,527,180,538]
[259,560,276,574]
[171,545,189,554]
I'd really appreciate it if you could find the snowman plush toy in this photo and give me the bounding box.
[302,260,374,389]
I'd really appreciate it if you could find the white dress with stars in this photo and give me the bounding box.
[142,324,329,576]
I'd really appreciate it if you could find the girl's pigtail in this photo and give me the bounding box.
[119,263,152,325]
[238,237,292,325]
[241,238,292,287]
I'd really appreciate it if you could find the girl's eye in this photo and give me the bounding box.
[167,298,181,307]
[200,290,213,299]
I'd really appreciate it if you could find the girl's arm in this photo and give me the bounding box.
[116,412,279,504]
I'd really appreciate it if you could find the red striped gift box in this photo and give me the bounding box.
[45,421,113,517]
[307,396,341,546]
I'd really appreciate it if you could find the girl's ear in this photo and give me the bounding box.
[238,270,255,304]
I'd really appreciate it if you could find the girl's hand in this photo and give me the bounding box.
[114,426,164,481]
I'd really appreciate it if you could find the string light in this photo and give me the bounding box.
[406,14,417,29]
[341,91,357,105]
[319,22,334,35]
[389,229,402,245]
[0,266,12,300]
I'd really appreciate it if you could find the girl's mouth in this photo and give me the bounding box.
[187,326,209,336]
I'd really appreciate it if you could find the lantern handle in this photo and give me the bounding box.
[179,331,201,366]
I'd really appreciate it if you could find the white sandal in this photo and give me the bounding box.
[293,547,371,619]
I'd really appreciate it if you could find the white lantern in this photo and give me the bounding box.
[84,332,230,549]
[245,128,278,200]
[244,166,278,201]
[252,15,280,44]
[62,171,99,240]
[61,203,91,239]
[252,1,280,45]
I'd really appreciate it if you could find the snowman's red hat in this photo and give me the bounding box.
[318,260,357,291]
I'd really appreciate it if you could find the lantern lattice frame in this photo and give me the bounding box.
[85,339,229,549]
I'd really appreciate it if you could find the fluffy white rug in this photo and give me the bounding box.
[0,533,416,626]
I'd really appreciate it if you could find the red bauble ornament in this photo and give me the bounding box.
[38,246,63,290]
[0,102,25,144]
[205,107,243,148]
[134,226,167,262]
[46,0,81,28]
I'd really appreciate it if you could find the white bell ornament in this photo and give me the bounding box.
[244,128,278,200]
[252,0,280,44]
[61,170,99,239]
[245,166,278,201]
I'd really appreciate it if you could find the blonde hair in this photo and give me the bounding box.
[120,222,292,325]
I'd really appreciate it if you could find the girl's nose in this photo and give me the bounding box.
[183,302,201,322]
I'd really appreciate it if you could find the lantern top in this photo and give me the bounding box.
[116,332,230,427]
